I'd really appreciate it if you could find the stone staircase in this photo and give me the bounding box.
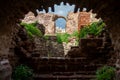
[27,57,111,80]
[25,37,115,80]
[14,26,115,80]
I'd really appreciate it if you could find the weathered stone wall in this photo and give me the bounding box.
[23,12,79,34]
[0,35,11,56]
[22,12,36,23]
[78,12,91,30]
[66,12,80,34]
[10,23,64,59]
[66,12,100,34]
[0,22,18,60]
[22,12,67,35]
[22,11,99,35]
[33,36,64,57]
[36,13,55,35]
[0,57,12,80]
[22,12,55,35]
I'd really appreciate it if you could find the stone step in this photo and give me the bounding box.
[36,71,95,76]
[34,74,95,80]
[29,57,106,73]
[27,56,113,80]
[31,57,105,66]
[52,71,95,75]
[35,65,101,73]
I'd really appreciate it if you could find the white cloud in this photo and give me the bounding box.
[54,10,64,15]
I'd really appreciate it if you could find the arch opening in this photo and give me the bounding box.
[55,18,66,33]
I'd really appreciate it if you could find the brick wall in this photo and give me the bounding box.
[78,12,91,30]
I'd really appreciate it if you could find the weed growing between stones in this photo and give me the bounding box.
[20,22,43,38]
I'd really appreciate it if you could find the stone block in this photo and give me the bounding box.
[80,38,103,56]
[0,59,12,80]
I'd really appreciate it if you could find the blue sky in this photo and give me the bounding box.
[55,18,66,29]
[38,2,77,29]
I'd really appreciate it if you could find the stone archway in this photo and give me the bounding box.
[55,18,66,33]
[0,0,120,64]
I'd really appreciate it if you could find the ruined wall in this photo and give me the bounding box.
[90,13,101,23]
[22,11,100,35]
[22,12,67,35]
[36,13,55,35]
[78,12,91,30]
[34,36,64,57]
[22,12,79,34]
[66,12,79,34]
[66,12,100,34]
[0,35,12,55]
[22,12,55,35]
[22,12,36,23]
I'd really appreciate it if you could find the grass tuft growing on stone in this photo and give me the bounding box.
[20,22,43,38]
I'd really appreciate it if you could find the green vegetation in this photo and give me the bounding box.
[12,64,33,80]
[20,21,105,45]
[79,26,89,38]
[71,30,80,45]
[56,31,80,45]
[43,35,49,40]
[56,21,105,44]
[20,22,43,38]
[95,66,116,80]
[79,20,105,38]
[56,33,70,44]
[71,30,80,39]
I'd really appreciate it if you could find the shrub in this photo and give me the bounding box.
[71,30,80,39]
[56,33,62,44]
[79,26,89,38]
[43,35,49,40]
[20,22,43,38]
[87,21,105,36]
[56,33,70,44]
[12,64,33,80]
[61,33,70,43]
[79,21,105,38]
[95,66,116,80]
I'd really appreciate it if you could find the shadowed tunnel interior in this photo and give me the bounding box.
[0,0,120,65]
[0,0,120,80]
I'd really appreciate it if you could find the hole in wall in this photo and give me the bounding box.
[55,18,66,33]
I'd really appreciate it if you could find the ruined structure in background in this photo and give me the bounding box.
[22,12,66,35]
[78,11,91,30]
[66,12,79,34]
[22,11,100,34]
[21,11,101,56]
[67,11,101,34]
[36,13,55,35]
[78,11,101,31]
[22,12,36,23]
